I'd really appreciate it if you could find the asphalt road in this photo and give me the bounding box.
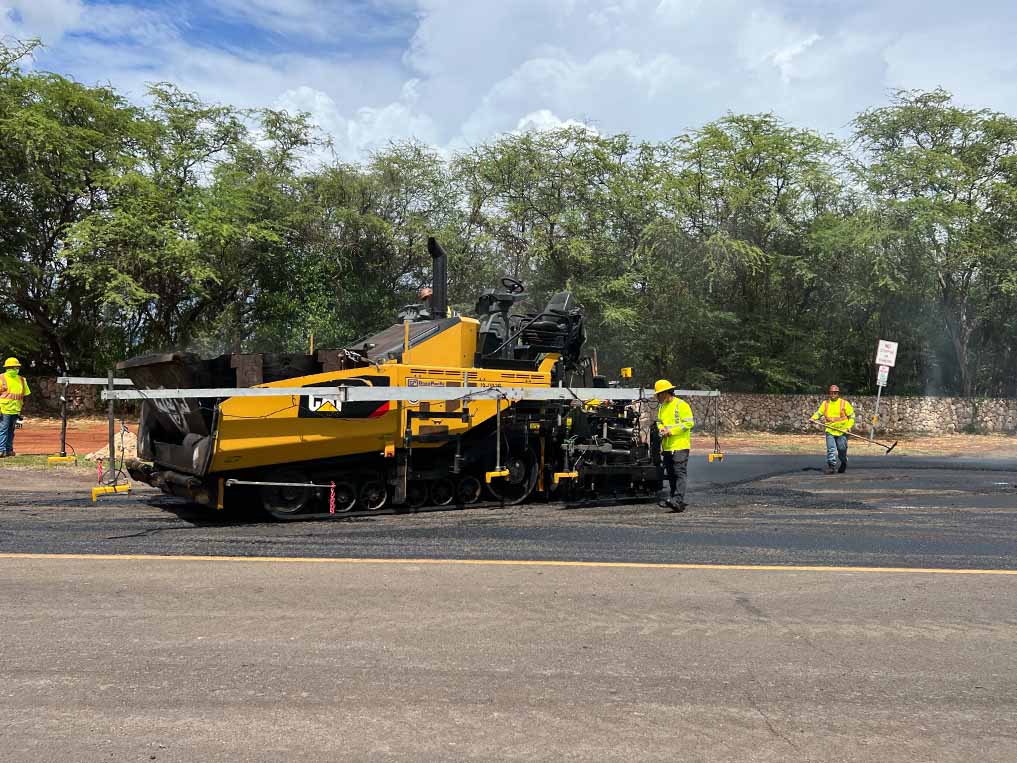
[2,456,1017,761]
[2,556,1017,761]
[2,455,1015,567]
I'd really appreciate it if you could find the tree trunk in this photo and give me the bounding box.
[942,303,976,397]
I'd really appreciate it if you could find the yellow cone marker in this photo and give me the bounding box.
[484,469,510,483]
[91,484,131,502]
[552,471,579,485]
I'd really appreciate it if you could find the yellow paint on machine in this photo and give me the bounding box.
[2,553,1017,576]
[210,317,558,474]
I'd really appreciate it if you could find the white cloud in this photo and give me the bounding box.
[6,0,1017,161]
[767,33,823,84]
[276,81,439,160]
[513,109,596,135]
[1,0,84,41]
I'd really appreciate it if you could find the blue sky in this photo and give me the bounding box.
[3,0,1016,160]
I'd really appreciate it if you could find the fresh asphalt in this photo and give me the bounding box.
[4,455,1017,761]
[2,454,1015,568]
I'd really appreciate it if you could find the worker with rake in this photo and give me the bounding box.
[810,384,855,474]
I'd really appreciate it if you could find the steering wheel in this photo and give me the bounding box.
[500,276,525,294]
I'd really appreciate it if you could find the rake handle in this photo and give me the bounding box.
[809,419,897,452]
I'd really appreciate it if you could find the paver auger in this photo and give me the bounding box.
[123,239,667,518]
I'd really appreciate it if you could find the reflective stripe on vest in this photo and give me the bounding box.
[0,376,25,402]
[821,399,845,419]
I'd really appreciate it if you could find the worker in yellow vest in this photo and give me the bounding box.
[0,357,31,457]
[654,379,695,512]
[810,384,854,474]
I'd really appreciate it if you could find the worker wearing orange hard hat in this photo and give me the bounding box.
[810,384,855,474]
[0,357,31,457]
[654,379,694,512]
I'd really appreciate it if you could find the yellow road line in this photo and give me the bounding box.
[0,552,1016,575]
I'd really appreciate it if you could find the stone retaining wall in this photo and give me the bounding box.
[682,393,1017,435]
[19,377,1017,435]
[21,377,104,416]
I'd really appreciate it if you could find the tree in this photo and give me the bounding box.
[852,89,1017,396]
[1,42,1013,396]
[0,44,142,371]
[644,114,844,390]
[457,127,656,378]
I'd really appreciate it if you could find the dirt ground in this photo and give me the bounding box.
[5,417,136,458]
[716,431,1017,458]
[6,417,1015,459]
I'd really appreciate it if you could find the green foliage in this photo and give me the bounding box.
[0,38,1014,395]
[851,89,1017,395]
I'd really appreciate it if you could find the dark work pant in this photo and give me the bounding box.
[661,449,689,502]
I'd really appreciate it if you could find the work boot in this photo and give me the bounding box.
[824,465,835,475]
[669,499,687,513]
[837,462,847,474]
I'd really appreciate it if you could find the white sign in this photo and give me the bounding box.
[876,365,890,387]
[875,340,898,368]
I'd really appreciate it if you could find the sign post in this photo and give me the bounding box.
[871,341,897,440]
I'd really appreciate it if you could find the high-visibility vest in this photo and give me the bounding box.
[0,373,30,414]
[657,397,695,451]
[812,398,854,436]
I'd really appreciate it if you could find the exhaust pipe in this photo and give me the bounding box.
[427,236,448,318]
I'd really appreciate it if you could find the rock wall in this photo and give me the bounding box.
[19,376,1017,434]
[682,393,1017,435]
[21,377,104,416]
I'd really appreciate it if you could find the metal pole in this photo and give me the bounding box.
[59,378,69,457]
[495,394,502,470]
[870,385,883,441]
[107,369,115,485]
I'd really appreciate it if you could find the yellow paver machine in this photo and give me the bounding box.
[123,239,680,518]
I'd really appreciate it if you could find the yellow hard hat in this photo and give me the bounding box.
[653,379,675,395]
[3,357,20,369]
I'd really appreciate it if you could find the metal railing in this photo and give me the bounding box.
[101,386,720,402]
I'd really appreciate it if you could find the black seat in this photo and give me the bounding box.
[521,292,580,353]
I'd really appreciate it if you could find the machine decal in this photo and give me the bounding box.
[150,397,191,430]
[298,377,391,419]
[307,395,342,414]
[406,377,452,405]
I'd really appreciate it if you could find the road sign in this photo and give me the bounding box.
[875,339,898,367]
[876,364,890,387]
